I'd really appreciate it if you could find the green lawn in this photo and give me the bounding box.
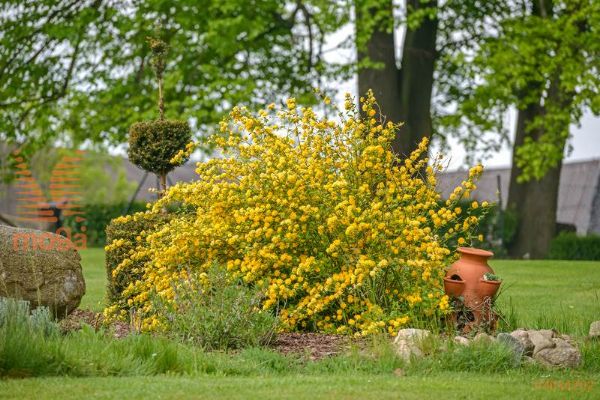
[79,248,107,311]
[1,249,599,399]
[1,372,599,400]
[491,260,600,336]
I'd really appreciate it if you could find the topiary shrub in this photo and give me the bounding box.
[548,232,600,260]
[127,35,193,194]
[128,119,191,181]
[106,92,488,335]
[104,211,171,313]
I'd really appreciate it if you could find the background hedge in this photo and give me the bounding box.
[548,232,600,261]
[63,202,147,247]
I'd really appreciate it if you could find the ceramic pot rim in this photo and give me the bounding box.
[443,277,465,284]
[457,247,494,258]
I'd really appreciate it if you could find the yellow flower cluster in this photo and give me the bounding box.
[170,141,197,165]
[105,91,484,335]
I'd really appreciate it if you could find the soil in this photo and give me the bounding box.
[59,309,132,339]
[272,332,351,360]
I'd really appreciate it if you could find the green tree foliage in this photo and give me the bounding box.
[442,0,600,180]
[441,0,599,258]
[0,0,348,150]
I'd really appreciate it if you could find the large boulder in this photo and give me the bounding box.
[0,225,85,318]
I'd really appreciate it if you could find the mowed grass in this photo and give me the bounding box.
[1,249,598,399]
[491,260,600,336]
[2,373,599,400]
[78,248,106,311]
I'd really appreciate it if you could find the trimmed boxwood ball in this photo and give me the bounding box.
[128,119,191,175]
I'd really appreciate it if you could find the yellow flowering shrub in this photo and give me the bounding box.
[105,91,485,335]
[104,211,171,318]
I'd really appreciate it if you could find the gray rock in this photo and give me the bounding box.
[528,330,555,354]
[539,329,557,339]
[0,225,85,318]
[497,332,525,361]
[473,332,494,343]
[559,334,576,346]
[510,329,535,356]
[393,329,431,360]
[534,337,581,368]
[589,321,600,339]
[454,336,470,346]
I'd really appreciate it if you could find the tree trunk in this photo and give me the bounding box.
[506,145,563,258]
[158,76,165,120]
[356,0,402,123]
[395,0,438,157]
[506,0,572,259]
[355,0,438,157]
[159,173,167,198]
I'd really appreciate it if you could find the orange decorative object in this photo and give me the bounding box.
[444,247,501,333]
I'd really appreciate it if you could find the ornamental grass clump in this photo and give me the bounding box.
[154,265,278,350]
[106,91,487,335]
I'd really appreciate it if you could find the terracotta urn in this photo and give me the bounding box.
[444,247,496,309]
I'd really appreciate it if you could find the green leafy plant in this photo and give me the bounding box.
[482,273,500,282]
[154,265,278,351]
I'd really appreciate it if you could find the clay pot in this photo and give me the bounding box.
[443,277,465,297]
[445,247,495,308]
[478,278,501,299]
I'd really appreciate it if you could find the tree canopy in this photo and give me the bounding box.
[0,0,348,149]
[442,0,600,181]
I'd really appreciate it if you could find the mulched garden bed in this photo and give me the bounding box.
[272,332,351,360]
[59,309,131,339]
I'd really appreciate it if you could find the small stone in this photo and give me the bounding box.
[454,336,470,346]
[589,321,600,339]
[510,329,534,356]
[473,332,494,343]
[528,330,555,355]
[497,333,524,361]
[393,329,431,360]
[534,338,581,368]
